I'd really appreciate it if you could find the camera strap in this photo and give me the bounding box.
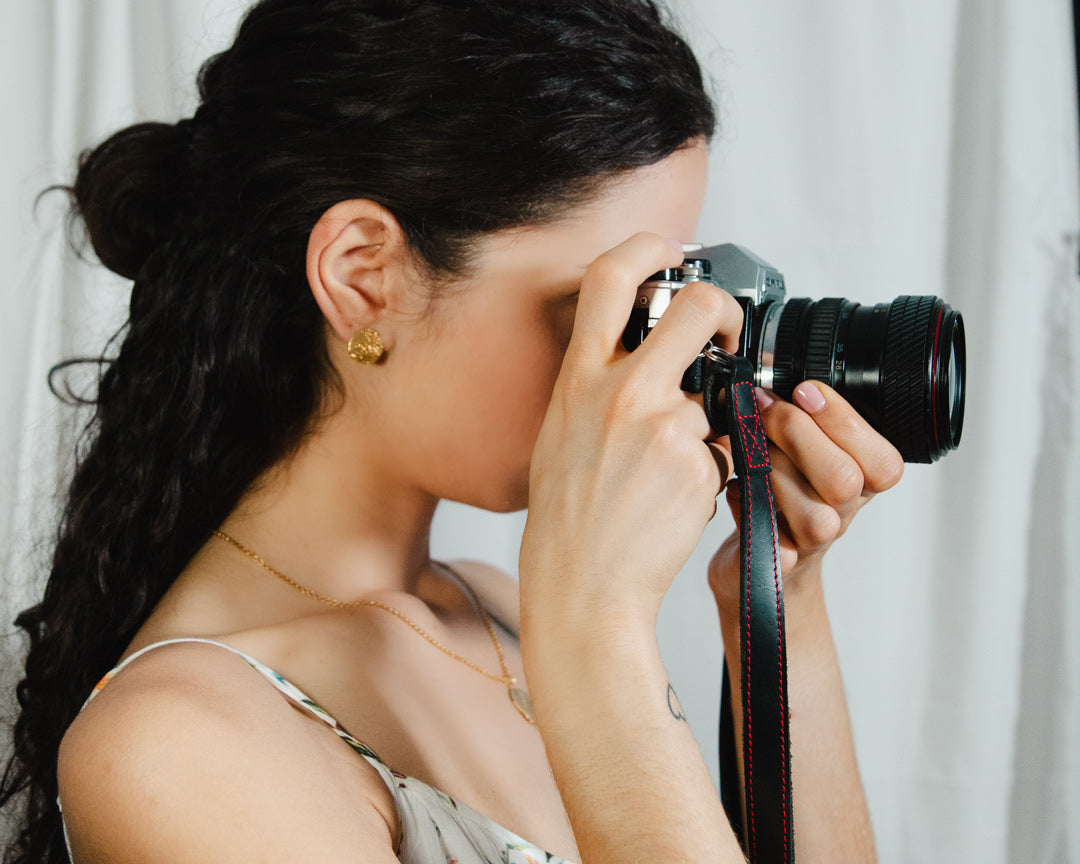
[702,353,793,864]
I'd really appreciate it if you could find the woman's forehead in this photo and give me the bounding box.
[472,143,709,281]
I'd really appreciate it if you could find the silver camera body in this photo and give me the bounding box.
[627,243,787,391]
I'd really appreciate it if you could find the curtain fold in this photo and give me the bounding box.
[2,2,1077,862]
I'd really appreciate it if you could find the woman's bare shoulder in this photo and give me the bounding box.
[58,640,400,864]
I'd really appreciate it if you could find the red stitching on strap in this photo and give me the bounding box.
[765,474,790,860]
[734,382,770,469]
[745,475,757,856]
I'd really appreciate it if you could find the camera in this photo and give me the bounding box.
[621,244,966,463]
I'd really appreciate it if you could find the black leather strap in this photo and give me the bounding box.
[705,355,793,864]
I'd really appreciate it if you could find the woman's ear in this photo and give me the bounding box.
[306,200,407,344]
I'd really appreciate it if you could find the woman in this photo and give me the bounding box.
[2,1,901,862]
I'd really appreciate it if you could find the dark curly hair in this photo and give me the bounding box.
[1,0,716,860]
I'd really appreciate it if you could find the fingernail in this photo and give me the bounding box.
[793,382,827,414]
[754,387,776,411]
[668,237,685,255]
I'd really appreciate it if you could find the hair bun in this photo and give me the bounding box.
[71,121,194,280]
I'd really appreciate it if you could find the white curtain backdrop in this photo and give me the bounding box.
[2,2,1077,862]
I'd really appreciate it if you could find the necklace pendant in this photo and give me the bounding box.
[509,685,536,725]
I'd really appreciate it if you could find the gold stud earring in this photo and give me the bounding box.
[347,328,384,364]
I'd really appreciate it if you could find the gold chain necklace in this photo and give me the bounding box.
[212,529,535,724]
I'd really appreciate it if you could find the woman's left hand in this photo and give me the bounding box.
[710,378,901,863]
[708,379,905,607]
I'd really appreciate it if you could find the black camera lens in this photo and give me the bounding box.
[765,296,965,463]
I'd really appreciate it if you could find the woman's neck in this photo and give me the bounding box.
[217,403,440,602]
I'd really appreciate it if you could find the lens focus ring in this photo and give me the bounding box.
[882,296,938,463]
[771,298,812,399]
[803,298,846,385]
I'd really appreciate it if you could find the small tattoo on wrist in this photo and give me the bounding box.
[667,682,686,722]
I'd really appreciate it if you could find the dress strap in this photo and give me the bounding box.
[88,638,383,763]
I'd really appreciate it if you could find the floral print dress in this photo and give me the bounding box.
[60,638,573,864]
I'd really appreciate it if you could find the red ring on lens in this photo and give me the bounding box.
[929,303,945,455]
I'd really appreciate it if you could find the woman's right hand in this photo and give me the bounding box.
[516,232,749,864]
[519,232,743,635]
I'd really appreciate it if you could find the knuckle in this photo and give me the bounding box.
[588,234,673,287]
[778,545,800,574]
[870,449,905,492]
[677,280,737,325]
[832,409,864,440]
[647,411,682,448]
[764,402,801,443]
[823,459,864,506]
[645,413,716,488]
[635,230,678,254]
[798,505,842,549]
[585,256,636,290]
[688,449,720,492]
